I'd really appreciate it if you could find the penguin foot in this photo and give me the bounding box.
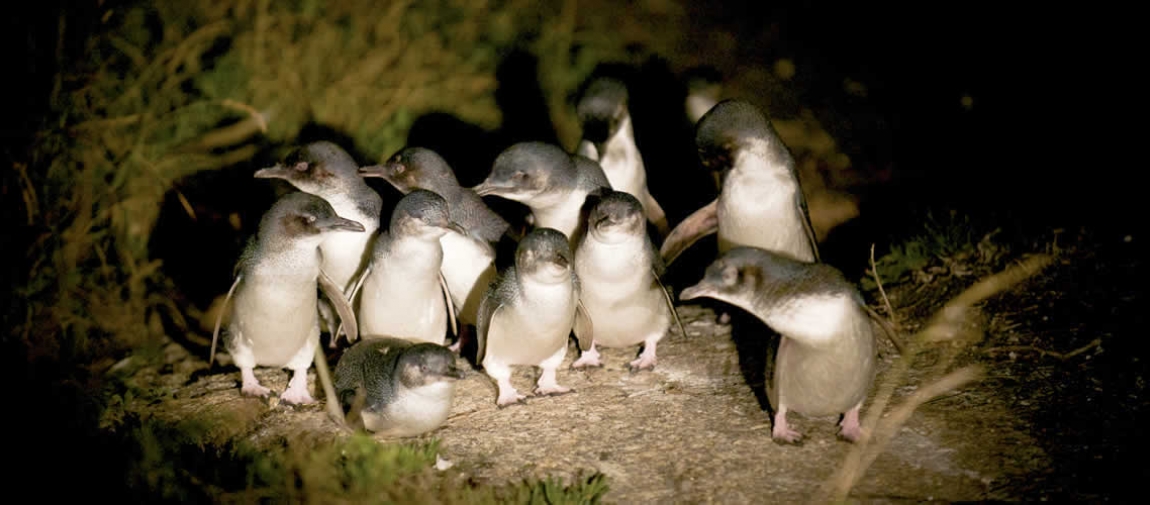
[533,384,573,397]
[280,388,316,406]
[448,340,462,354]
[628,346,658,372]
[571,351,603,369]
[240,382,272,398]
[771,409,803,445]
[496,391,527,407]
[837,407,863,442]
[240,368,272,398]
[771,430,804,446]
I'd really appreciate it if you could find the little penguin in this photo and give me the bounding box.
[575,77,670,237]
[678,246,876,443]
[683,65,724,125]
[360,147,510,245]
[255,141,383,342]
[572,190,686,371]
[472,142,611,248]
[217,192,366,405]
[476,228,593,406]
[350,190,463,345]
[660,99,820,267]
[334,337,464,436]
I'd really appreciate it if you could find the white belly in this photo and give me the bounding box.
[358,262,446,344]
[532,194,586,240]
[575,240,669,347]
[364,382,456,437]
[230,275,319,367]
[485,283,575,365]
[439,231,497,325]
[717,169,813,261]
[321,228,376,291]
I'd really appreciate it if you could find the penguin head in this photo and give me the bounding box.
[695,100,776,172]
[587,190,645,242]
[680,246,825,307]
[577,77,629,149]
[397,343,464,388]
[262,192,366,242]
[516,228,573,284]
[361,147,458,194]
[389,189,463,240]
[473,142,572,202]
[255,141,360,195]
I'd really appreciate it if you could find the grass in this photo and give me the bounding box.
[862,209,1010,291]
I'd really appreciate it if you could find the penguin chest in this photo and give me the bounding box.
[600,136,647,200]
[364,382,455,437]
[321,228,376,290]
[770,307,876,416]
[532,194,587,240]
[230,275,319,367]
[717,171,812,261]
[575,245,668,346]
[438,232,496,325]
[359,261,446,344]
[488,283,576,365]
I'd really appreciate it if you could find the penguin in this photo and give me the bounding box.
[678,246,876,443]
[476,228,593,407]
[571,190,686,371]
[213,192,365,405]
[660,100,820,267]
[360,147,510,245]
[472,142,611,249]
[575,76,670,237]
[334,337,464,436]
[348,190,463,345]
[254,141,383,343]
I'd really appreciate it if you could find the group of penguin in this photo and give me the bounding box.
[211,75,878,444]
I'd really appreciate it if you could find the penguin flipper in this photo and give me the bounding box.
[573,299,594,351]
[796,193,822,262]
[335,265,372,343]
[475,300,503,365]
[660,199,719,266]
[439,271,458,337]
[644,192,671,239]
[210,273,243,368]
[653,269,688,338]
[320,270,359,344]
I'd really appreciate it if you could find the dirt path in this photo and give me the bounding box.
[139,258,1073,502]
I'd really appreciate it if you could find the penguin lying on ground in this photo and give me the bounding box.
[334,336,464,437]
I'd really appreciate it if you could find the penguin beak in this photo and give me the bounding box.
[320,216,366,232]
[358,164,385,178]
[254,164,289,180]
[471,181,501,197]
[678,282,711,301]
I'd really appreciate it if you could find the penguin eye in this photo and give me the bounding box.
[307,215,317,223]
[511,170,527,183]
[720,265,739,286]
[420,364,428,373]
[294,161,309,172]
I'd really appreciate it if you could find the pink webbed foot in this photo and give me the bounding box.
[240,368,272,398]
[571,344,602,369]
[628,341,659,372]
[771,408,803,445]
[280,370,316,405]
[837,405,864,443]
